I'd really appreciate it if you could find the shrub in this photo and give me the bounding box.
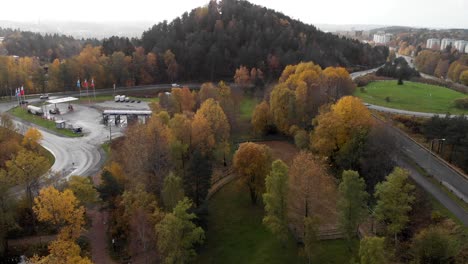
[385,96,391,102]
[454,97,468,109]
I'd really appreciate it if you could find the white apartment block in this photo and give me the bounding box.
[373,33,392,44]
[440,38,456,51]
[466,45,468,54]
[426,38,440,49]
[454,40,468,53]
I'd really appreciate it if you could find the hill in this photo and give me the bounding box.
[141,0,388,81]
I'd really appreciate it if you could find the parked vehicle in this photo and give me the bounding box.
[171,83,181,88]
[27,105,43,115]
[115,95,120,102]
[39,94,49,99]
[119,95,126,102]
[125,97,130,102]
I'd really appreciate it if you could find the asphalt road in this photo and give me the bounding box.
[366,104,459,118]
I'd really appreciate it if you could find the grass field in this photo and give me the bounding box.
[354,81,468,114]
[196,178,357,264]
[9,107,81,137]
[239,97,257,121]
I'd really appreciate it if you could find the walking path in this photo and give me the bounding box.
[85,208,117,264]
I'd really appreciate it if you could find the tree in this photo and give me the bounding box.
[122,184,162,261]
[164,49,179,82]
[162,173,185,211]
[294,129,309,149]
[185,150,213,207]
[0,169,15,257]
[262,160,289,243]
[234,66,251,93]
[374,167,415,245]
[288,152,337,239]
[171,87,195,113]
[460,70,468,86]
[251,101,271,136]
[30,239,92,264]
[311,96,373,158]
[412,226,461,264]
[155,198,205,264]
[6,149,50,211]
[22,127,42,150]
[337,170,369,243]
[322,67,355,103]
[359,236,387,264]
[434,60,450,78]
[233,142,272,204]
[196,98,230,145]
[66,176,99,205]
[33,186,85,240]
[303,216,320,264]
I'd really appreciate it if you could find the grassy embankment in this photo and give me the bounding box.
[9,106,81,137]
[354,81,468,115]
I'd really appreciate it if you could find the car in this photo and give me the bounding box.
[125,97,130,102]
[49,108,59,114]
[72,127,82,134]
[137,100,141,103]
[130,100,135,103]
[39,94,49,99]
[171,83,181,88]
[19,100,29,105]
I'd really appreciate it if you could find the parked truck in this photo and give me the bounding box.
[27,105,43,115]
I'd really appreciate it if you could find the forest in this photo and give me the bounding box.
[0,0,388,96]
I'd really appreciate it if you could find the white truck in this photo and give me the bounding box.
[27,105,43,115]
[115,95,120,102]
[119,95,126,102]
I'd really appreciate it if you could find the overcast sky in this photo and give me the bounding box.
[3,0,467,29]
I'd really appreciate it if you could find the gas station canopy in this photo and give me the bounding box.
[46,97,79,104]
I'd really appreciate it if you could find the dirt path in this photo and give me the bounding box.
[86,208,117,264]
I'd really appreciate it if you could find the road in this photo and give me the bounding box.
[366,103,459,118]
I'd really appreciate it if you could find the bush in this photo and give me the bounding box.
[385,96,391,102]
[454,97,468,109]
[294,130,309,149]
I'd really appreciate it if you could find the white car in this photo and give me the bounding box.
[39,94,49,99]
[171,83,181,88]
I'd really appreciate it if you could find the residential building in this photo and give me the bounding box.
[454,40,468,53]
[426,38,440,50]
[440,38,456,51]
[373,33,392,44]
[465,45,468,54]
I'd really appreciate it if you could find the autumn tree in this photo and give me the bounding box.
[169,114,192,177]
[22,127,42,150]
[66,176,99,205]
[359,236,388,264]
[33,186,85,240]
[262,160,289,243]
[0,169,15,257]
[322,67,355,103]
[311,96,373,160]
[32,186,90,263]
[155,198,205,264]
[337,170,369,243]
[412,226,462,264]
[164,49,179,82]
[233,142,272,204]
[251,101,271,136]
[122,184,162,261]
[374,167,415,245]
[294,129,309,149]
[234,65,251,93]
[434,60,450,78]
[288,152,337,239]
[461,70,468,86]
[171,87,195,113]
[162,172,185,211]
[6,149,50,214]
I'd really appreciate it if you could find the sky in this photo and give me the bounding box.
[2,0,468,29]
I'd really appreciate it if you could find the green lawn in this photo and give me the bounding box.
[239,97,257,121]
[196,179,357,264]
[9,107,82,137]
[354,81,468,114]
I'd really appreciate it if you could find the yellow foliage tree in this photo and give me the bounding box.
[233,142,272,204]
[251,101,270,135]
[22,127,43,150]
[311,96,373,158]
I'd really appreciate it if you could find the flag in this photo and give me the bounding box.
[15,88,19,97]
[83,79,88,89]
[20,86,24,96]
[77,79,81,88]
[91,79,95,88]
